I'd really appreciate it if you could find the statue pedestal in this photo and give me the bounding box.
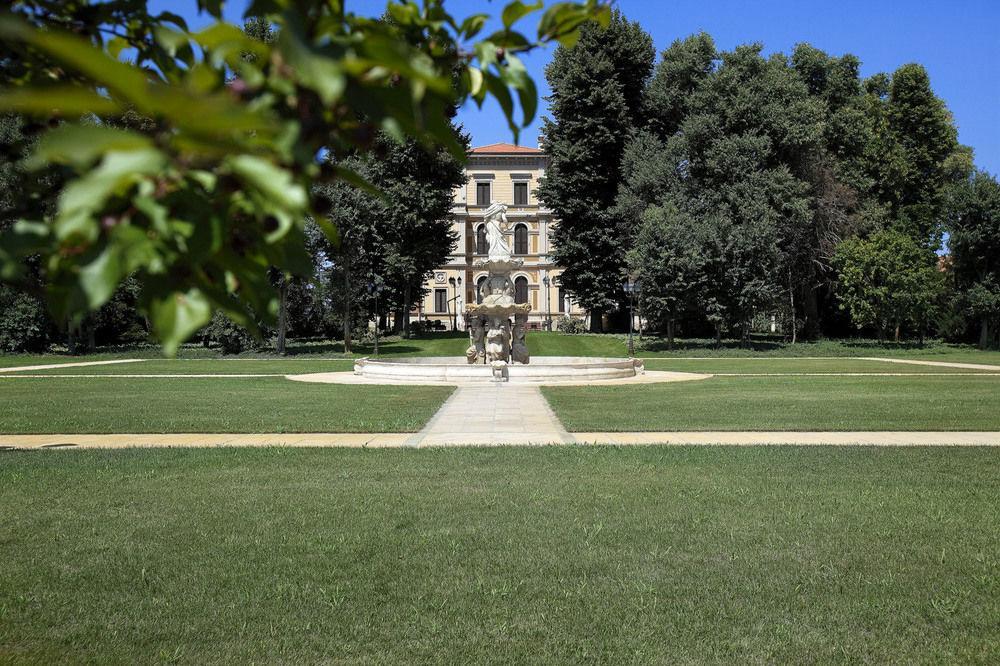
[465,259,531,365]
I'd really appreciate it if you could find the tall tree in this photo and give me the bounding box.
[539,9,654,331]
[833,229,944,342]
[946,170,1000,348]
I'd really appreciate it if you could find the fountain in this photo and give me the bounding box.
[341,201,689,385]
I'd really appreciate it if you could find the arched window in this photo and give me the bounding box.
[475,225,488,255]
[514,224,528,255]
[476,276,488,304]
[514,276,528,305]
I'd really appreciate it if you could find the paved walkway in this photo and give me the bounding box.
[859,357,1000,371]
[405,384,574,446]
[4,431,1000,449]
[0,359,145,373]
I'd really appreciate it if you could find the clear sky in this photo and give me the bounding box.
[153,0,1000,174]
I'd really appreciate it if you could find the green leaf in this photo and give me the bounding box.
[502,1,543,29]
[227,155,307,211]
[277,17,345,105]
[0,16,151,103]
[29,124,154,170]
[0,87,120,117]
[499,54,537,126]
[459,14,489,40]
[0,222,50,282]
[149,288,213,357]
[59,149,167,221]
[78,245,123,309]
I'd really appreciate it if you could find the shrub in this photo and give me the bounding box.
[0,286,50,352]
[556,316,587,334]
[204,312,257,354]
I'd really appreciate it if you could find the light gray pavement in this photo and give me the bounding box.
[859,357,1000,371]
[0,359,145,373]
[4,431,1000,449]
[404,384,574,446]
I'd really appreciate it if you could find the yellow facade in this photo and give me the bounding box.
[418,143,584,330]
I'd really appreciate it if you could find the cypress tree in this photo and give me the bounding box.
[538,9,654,332]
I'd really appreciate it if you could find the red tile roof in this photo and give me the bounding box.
[469,142,544,154]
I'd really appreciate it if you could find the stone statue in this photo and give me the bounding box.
[479,272,515,309]
[485,317,509,363]
[512,315,530,364]
[466,316,485,364]
[483,202,512,262]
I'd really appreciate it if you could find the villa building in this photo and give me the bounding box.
[417,142,584,330]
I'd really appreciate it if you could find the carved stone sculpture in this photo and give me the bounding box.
[466,315,486,364]
[511,315,529,365]
[463,200,530,364]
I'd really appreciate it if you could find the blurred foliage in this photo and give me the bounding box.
[0,0,610,354]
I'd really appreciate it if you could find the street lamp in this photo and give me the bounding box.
[367,278,383,356]
[542,275,551,331]
[623,277,641,357]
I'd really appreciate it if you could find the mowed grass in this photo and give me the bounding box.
[1,446,997,663]
[0,377,451,433]
[544,375,1000,431]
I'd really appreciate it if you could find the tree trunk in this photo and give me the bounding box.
[276,276,288,355]
[788,269,797,344]
[801,285,821,340]
[742,320,751,350]
[342,256,352,354]
[714,322,722,349]
[894,323,901,343]
[402,282,411,338]
[666,315,674,350]
[589,308,602,333]
[85,316,96,353]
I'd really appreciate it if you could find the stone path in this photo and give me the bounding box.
[0,359,144,373]
[4,431,1000,449]
[859,357,1000,371]
[404,384,574,446]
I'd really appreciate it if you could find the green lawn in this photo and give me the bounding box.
[3,333,999,364]
[0,377,451,433]
[544,375,1000,431]
[1,446,997,663]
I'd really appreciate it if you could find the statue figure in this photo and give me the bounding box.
[466,316,485,364]
[479,272,515,309]
[485,317,509,363]
[482,201,512,262]
[511,316,530,364]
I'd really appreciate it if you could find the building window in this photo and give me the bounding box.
[476,276,487,304]
[514,276,528,305]
[514,224,528,255]
[558,286,566,313]
[476,181,491,206]
[434,288,448,313]
[513,181,529,206]
[475,225,488,255]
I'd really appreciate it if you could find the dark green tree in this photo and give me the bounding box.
[946,170,1000,348]
[538,9,654,331]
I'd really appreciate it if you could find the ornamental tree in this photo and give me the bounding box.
[0,0,610,354]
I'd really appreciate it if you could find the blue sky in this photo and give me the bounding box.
[154,0,1000,174]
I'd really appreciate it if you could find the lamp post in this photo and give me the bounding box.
[367,278,382,356]
[542,275,551,331]
[623,277,641,357]
[456,276,463,331]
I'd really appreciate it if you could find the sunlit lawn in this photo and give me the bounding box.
[0,377,451,433]
[544,375,1000,431]
[1,446,997,663]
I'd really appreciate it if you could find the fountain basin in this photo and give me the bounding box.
[353,356,644,384]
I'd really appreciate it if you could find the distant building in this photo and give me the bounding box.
[417,143,584,330]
